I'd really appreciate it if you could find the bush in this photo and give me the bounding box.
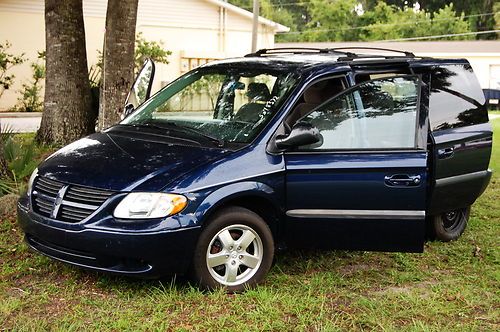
[13,52,45,112]
[134,32,171,72]
[0,125,38,196]
[95,33,172,78]
[0,41,26,99]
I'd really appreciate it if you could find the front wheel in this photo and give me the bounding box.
[431,207,470,242]
[192,207,274,292]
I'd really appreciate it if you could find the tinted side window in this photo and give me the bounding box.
[298,76,420,150]
[429,64,488,131]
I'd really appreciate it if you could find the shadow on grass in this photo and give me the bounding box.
[35,247,402,296]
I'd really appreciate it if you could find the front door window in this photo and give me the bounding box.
[297,76,420,150]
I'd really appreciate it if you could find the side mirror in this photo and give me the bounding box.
[122,103,135,119]
[124,59,155,111]
[275,122,322,149]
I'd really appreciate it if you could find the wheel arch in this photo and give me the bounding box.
[194,181,284,239]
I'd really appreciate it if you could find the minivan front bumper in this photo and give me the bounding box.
[17,198,201,278]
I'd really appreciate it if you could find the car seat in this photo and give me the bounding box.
[234,83,271,122]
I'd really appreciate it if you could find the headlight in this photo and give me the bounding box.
[27,168,38,196]
[113,193,187,219]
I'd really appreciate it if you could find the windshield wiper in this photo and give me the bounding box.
[139,121,225,148]
[118,124,201,146]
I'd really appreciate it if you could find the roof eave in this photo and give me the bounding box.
[204,0,290,33]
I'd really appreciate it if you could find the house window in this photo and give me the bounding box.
[180,57,219,74]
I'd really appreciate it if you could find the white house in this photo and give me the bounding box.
[0,0,289,110]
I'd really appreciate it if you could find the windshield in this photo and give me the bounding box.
[121,67,298,145]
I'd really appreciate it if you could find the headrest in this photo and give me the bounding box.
[247,82,271,100]
[303,86,323,104]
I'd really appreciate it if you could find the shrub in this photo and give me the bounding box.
[95,33,172,78]
[0,124,38,196]
[13,51,46,112]
[0,41,26,99]
[134,32,171,72]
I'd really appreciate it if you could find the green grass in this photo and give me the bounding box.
[1,120,499,331]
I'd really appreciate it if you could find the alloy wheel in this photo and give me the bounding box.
[205,224,263,287]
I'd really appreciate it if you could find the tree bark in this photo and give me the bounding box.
[98,0,139,130]
[37,0,94,145]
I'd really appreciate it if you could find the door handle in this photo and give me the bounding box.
[384,174,421,187]
[438,147,454,159]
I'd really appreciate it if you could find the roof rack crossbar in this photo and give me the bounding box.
[327,47,415,57]
[244,47,417,60]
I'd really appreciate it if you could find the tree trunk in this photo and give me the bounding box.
[37,0,94,145]
[98,0,139,130]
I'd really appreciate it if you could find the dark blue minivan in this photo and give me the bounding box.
[18,48,492,291]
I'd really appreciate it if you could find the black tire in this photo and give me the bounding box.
[431,207,470,242]
[191,206,274,292]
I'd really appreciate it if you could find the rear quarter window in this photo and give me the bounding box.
[429,64,488,131]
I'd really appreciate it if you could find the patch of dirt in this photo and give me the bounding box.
[337,253,394,276]
[371,280,438,298]
[337,263,374,276]
[0,194,19,220]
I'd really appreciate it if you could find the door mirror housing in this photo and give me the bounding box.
[124,59,155,113]
[122,103,135,119]
[275,122,322,149]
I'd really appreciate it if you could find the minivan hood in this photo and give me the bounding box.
[38,129,229,192]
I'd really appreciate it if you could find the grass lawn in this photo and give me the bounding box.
[1,119,499,331]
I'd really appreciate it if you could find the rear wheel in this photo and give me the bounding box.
[192,207,274,292]
[431,207,470,242]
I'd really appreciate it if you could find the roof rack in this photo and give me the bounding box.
[244,47,355,58]
[328,47,415,57]
[245,46,416,60]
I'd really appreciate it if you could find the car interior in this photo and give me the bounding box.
[234,82,272,122]
[285,77,347,129]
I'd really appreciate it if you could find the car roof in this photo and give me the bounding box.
[203,54,342,74]
[202,48,470,74]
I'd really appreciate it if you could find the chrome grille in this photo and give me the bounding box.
[32,177,64,219]
[32,176,114,223]
[65,186,114,204]
[36,176,64,196]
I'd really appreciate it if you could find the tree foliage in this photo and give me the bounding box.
[0,41,25,99]
[229,0,496,42]
[494,1,500,34]
[14,51,45,112]
[134,32,172,73]
[294,1,471,42]
[95,33,172,75]
[228,0,299,39]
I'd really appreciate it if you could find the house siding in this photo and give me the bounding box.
[0,0,106,17]
[0,0,281,110]
[138,0,220,28]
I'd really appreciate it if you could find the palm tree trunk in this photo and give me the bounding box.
[37,0,94,145]
[98,0,139,129]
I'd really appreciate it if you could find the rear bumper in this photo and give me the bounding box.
[17,200,201,278]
